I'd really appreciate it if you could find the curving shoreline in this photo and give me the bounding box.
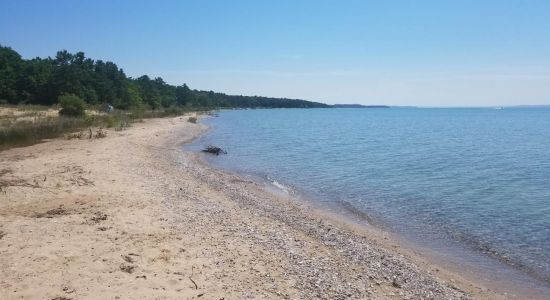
[0,115,534,299]
[192,114,550,299]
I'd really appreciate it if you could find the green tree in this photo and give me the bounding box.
[16,58,55,104]
[135,75,161,109]
[175,83,194,106]
[0,46,23,103]
[1,45,329,109]
[116,82,143,109]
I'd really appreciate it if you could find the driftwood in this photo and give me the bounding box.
[201,146,227,156]
[189,276,198,289]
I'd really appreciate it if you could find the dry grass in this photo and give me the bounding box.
[0,116,92,150]
[1,106,115,150]
[0,167,43,193]
[94,128,107,139]
[153,249,172,263]
[0,105,199,151]
[0,105,57,121]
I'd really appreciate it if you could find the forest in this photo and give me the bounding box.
[0,45,328,109]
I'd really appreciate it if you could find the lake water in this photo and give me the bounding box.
[191,107,550,291]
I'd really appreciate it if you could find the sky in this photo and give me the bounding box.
[1,0,550,106]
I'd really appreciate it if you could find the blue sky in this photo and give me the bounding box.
[1,0,549,106]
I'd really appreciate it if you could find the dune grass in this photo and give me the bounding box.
[0,105,203,151]
[0,116,91,150]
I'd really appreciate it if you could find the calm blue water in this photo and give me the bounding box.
[194,107,550,285]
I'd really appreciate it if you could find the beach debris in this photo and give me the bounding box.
[35,206,68,218]
[122,255,135,263]
[119,264,136,273]
[90,211,108,223]
[189,277,198,289]
[44,206,67,215]
[66,128,107,140]
[189,265,199,289]
[66,131,85,140]
[94,128,107,139]
[154,249,172,262]
[188,116,198,123]
[201,146,227,155]
[0,176,41,191]
[62,286,76,294]
[0,230,5,239]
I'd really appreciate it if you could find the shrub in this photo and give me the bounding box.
[114,119,130,131]
[101,112,131,130]
[130,104,146,119]
[104,115,116,128]
[58,94,86,117]
[163,106,186,116]
[188,116,197,123]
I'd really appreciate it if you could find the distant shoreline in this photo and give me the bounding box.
[332,104,391,108]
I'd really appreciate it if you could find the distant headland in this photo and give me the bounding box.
[332,104,390,108]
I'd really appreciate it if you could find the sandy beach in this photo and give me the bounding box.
[0,116,516,299]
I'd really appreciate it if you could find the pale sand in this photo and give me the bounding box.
[0,116,513,299]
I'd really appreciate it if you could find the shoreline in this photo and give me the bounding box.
[190,134,550,300]
[187,116,550,299]
[194,110,550,297]
[0,115,542,299]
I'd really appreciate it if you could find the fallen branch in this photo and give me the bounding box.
[201,146,227,156]
[189,277,198,289]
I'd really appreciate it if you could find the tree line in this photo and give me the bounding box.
[0,45,328,109]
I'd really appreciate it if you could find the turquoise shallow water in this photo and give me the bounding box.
[193,107,550,286]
